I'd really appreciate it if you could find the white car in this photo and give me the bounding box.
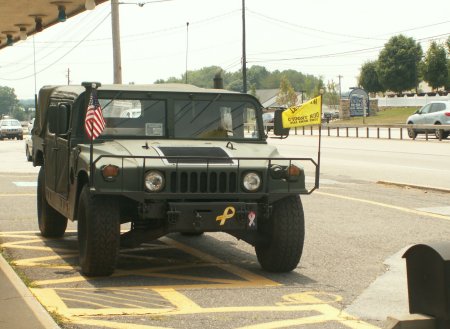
[406,101,450,139]
[0,118,23,140]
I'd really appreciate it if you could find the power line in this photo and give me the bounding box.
[0,11,111,81]
[247,8,450,41]
[247,33,450,64]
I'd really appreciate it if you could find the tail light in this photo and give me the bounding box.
[444,112,450,117]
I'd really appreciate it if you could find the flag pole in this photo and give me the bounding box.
[89,85,95,187]
[82,81,101,187]
[315,92,323,190]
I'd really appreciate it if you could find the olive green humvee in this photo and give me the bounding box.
[32,83,315,276]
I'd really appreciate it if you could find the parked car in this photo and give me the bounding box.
[406,101,450,139]
[32,83,310,277]
[0,118,23,140]
[262,112,275,132]
[120,108,141,118]
[25,118,35,161]
[28,118,35,133]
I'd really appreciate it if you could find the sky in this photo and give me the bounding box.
[0,0,449,100]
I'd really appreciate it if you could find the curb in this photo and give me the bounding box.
[0,253,60,329]
[377,181,450,194]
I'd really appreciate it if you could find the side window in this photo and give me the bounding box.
[431,103,445,113]
[420,104,431,114]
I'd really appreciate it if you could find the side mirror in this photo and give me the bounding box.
[48,104,70,135]
[273,109,290,137]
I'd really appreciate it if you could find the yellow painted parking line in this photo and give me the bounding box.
[70,318,173,329]
[2,238,48,246]
[155,288,202,311]
[61,290,149,309]
[162,236,279,287]
[13,254,78,267]
[317,191,450,221]
[0,230,41,235]
[4,232,380,328]
[0,193,36,197]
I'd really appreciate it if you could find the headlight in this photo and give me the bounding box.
[242,172,261,192]
[145,170,165,192]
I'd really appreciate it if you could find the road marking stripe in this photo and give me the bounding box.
[0,193,36,197]
[162,236,280,287]
[316,191,450,221]
[155,288,202,311]
[13,181,37,187]
[69,317,172,329]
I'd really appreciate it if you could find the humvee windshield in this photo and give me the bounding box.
[98,97,260,140]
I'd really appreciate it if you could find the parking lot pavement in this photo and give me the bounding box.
[0,252,59,329]
[0,230,382,329]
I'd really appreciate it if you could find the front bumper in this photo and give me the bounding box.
[166,202,260,233]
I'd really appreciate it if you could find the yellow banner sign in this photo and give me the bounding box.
[282,95,322,128]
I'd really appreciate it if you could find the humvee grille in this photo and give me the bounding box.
[170,171,238,193]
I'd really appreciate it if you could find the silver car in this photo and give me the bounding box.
[0,119,24,140]
[406,101,450,139]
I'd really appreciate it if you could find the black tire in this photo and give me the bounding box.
[255,195,305,273]
[434,125,449,140]
[37,167,68,238]
[77,185,120,276]
[407,124,417,139]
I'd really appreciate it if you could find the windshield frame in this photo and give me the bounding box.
[87,91,265,142]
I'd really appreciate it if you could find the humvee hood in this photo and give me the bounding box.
[89,140,281,159]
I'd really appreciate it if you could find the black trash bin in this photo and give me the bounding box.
[403,243,450,328]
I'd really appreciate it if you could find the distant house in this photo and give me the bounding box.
[254,89,304,111]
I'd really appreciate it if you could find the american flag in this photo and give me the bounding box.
[85,89,105,140]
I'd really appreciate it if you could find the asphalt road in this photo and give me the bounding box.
[269,132,450,190]
[0,137,449,329]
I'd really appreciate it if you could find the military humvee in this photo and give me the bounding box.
[32,83,317,276]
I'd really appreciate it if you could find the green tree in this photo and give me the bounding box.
[276,76,297,108]
[325,80,339,109]
[154,65,322,98]
[11,108,25,121]
[377,35,423,93]
[0,86,19,117]
[359,61,384,93]
[423,41,448,90]
[246,65,270,89]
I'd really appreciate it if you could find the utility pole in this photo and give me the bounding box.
[242,0,247,93]
[111,0,122,84]
[299,90,305,103]
[337,75,343,116]
[66,68,71,85]
[185,22,189,84]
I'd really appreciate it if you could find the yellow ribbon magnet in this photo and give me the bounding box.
[216,206,235,226]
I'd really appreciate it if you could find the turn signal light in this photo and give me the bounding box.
[101,165,119,180]
[287,164,301,177]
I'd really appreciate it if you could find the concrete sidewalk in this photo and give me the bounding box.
[0,254,59,329]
